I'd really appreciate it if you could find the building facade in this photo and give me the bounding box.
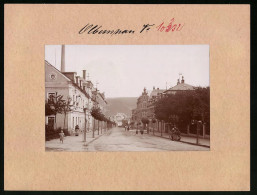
[113,113,128,127]
[131,75,200,134]
[45,61,91,132]
[45,60,109,134]
[131,88,149,124]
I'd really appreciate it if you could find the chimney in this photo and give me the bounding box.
[76,76,79,85]
[181,76,185,84]
[61,45,65,72]
[83,70,86,80]
[177,78,180,85]
[153,86,155,90]
[80,80,83,87]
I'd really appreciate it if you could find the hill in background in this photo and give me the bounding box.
[106,97,137,117]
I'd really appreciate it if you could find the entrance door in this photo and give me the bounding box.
[48,117,55,129]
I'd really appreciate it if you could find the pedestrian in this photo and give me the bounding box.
[175,126,181,141]
[59,130,65,144]
[169,127,174,140]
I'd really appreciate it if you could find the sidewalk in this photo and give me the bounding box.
[45,129,108,151]
[129,129,210,148]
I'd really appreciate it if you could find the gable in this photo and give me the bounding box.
[45,61,71,83]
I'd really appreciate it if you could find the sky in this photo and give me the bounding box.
[45,45,209,98]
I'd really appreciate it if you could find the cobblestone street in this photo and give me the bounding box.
[85,127,209,151]
[46,127,209,151]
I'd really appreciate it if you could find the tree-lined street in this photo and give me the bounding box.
[46,127,209,151]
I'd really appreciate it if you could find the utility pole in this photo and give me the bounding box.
[84,112,87,142]
[161,120,163,137]
[93,118,95,138]
[196,121,202,145]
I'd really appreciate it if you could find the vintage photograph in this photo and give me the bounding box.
[45,45,210,151]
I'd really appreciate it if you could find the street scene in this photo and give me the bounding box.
[45,45,210,151]
[46,127,209,151]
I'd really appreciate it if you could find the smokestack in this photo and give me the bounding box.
[61,45,65,72]
[83,70,86,80]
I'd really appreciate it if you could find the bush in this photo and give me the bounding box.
[45,127,70,141]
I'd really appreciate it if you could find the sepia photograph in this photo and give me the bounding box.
[45,45,210,151]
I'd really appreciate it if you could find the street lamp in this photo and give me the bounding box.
[191,119,202,145]
[83,107,87,142]
[152,114,156,135]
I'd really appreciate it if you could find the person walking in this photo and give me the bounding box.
[174,126,181,141]
[59,130,65,144]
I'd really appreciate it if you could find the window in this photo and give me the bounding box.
[48,92,56,102]
[48,116,55,128]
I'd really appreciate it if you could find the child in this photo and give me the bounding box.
[59,130,65,144]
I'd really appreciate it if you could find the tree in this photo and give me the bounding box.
[45,93,74,130]
[62,97,73,129]
[154,87,210,132]
[122,119,128,127]
[45,94,65,116]
[91,106,101,120]
[45,101,55,116]
[141,117,149,131]
[152,118,157,134]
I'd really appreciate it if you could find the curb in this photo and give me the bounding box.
[83,130,109,146]
[148,134,210,148]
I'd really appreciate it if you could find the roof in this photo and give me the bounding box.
[45,60,91,99]
[45,60,71,82]
[166,83,194,92]
[149,89,165,98]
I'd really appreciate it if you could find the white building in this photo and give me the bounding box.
[113,113,128,126]
[45,60,94,133]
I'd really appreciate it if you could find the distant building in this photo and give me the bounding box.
[131,75,196,133]
[113,113,128,126]
[131,88,149,124]
[147,87,165,119]
[163,76,194,95]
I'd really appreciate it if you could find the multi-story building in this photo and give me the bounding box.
[92,90,108,114]
[45,60,93,133]
[131,75,196,133]
[147,87,165,119]
[163,76,194,95]
[131,88,149,124]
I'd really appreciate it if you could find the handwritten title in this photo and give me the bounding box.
[78,18,184,35]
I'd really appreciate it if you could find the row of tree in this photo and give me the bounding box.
[45,95,73,129]
[45,94,115,129]
[91,106,115,125]
[154,87,210,129]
